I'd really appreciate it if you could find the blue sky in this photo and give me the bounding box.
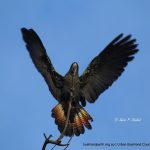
[0,0,150,150]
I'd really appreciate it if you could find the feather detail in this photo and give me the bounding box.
[52,102,92,137]
[80,34,138,103]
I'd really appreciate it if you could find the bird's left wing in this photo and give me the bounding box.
[79,34,138,103]
[21,28,63,101]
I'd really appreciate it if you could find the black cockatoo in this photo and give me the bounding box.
[21,28,138,137]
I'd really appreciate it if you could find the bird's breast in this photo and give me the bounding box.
[61,75,80,102]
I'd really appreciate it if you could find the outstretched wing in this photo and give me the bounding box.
[21,28,63,101]
[80,34,138,103]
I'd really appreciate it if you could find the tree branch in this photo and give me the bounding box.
[42,134,68,150]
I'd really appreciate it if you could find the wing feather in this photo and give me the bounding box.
[21,28,63,101]
[80,34,139,103]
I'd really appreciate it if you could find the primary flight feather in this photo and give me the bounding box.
[21,28,138,136]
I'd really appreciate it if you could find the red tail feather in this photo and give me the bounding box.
[51,102,93,137]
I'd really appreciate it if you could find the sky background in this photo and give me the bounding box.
[0,0,150,150]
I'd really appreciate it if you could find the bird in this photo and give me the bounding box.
[21,28,138,137]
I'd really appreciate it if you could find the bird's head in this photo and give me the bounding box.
[70,62,79,76]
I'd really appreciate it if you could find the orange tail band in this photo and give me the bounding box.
[51,103,93,137]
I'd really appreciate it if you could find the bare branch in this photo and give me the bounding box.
[63,135,73,150]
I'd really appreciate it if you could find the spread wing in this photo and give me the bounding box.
[21,28,63,101]
[80,34,138,103]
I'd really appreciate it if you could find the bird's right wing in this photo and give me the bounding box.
[80,34,138,103]
[21,28,63,101]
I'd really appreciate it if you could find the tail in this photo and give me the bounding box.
[51,102,93,137]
